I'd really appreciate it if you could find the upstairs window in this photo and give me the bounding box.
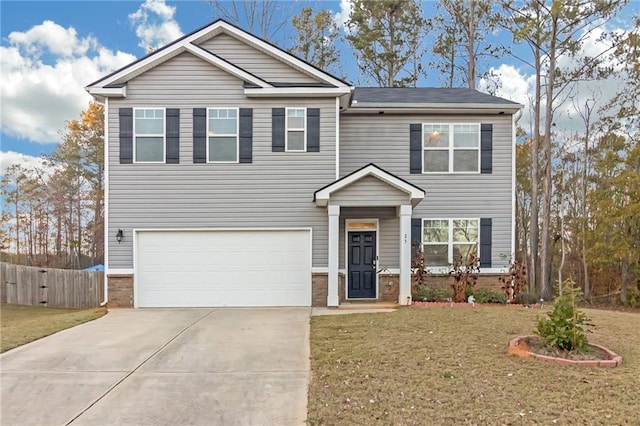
[208,108,238,162]
[423,123,480,173]
[134,108,165,163]
[286,108,306,151]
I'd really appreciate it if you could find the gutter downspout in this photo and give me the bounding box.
[100,97,109,307]
[511,108,523,261]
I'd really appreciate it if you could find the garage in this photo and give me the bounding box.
[135,229,311,307]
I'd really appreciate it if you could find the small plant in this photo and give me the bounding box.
[535,281,592,352]
[412,245,428,290]
[626,288,640,308]
[472,288,507,304]
[413,286,448,302]
[448,247,480,303]
[499,258,528,302]
[514,292,539,306]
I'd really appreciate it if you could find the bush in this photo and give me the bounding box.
[514,292,540,305]
[535,281,591,352]
[472,288,507,304]
[413,286,449,302]
[626,288,640,308]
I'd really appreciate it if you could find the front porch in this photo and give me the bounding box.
[314,164,425,307]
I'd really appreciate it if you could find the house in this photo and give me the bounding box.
[86,19,523,308]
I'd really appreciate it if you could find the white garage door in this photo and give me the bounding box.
[136,229,311,307]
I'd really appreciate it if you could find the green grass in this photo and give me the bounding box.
[1,303,106,353]
[308,306,640,425]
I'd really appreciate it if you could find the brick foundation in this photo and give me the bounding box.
[413,274,505,294]
[311,273,328,307]
[107,274,134,308]
[378,274,399,302]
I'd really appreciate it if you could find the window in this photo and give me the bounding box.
[208,108,238,162]
[422,219,479,266]
[134,109,165,162]
[286,108,306,151]
[423,124,480,173]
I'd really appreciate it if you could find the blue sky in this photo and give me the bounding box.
[1,0,638,172]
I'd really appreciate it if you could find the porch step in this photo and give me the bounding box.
[337,302,398,310]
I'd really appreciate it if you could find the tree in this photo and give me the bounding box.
[345,0,427,87]
[290,7,340,73]
[208,0,288,43]
[431,0,503,89]
[502,0,625,298]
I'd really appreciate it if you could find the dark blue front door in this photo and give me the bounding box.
[348,231,376,298]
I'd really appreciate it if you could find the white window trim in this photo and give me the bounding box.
[421,218,480,268]
[285,107,307,152]
[133,107,166,164]
[206,107,240,164]
[422,123,481,174]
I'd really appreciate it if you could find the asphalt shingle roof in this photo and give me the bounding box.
[352,87,520,106]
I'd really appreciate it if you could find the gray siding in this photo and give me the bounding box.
[329,175,410,206]
[339,113,513,268]
[108,52,337,269]
[198,33,319,84]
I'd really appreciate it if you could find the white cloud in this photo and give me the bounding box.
[0,151,48,176]
[129,0,183,51]
[334,0,354,34]
[0,21,136,144]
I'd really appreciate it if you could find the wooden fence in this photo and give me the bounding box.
[0,263,104,309]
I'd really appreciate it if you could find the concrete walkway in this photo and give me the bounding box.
[0,308,310,426]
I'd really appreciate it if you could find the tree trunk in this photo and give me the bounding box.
[540,16,558,301]
[620,257,628,304]
[529,45,541,295]
[467,0,476,90]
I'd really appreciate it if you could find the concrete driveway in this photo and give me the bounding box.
[0,308,310,426]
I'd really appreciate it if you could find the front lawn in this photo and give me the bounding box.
[308,306,640,424]
[0,303,106,353]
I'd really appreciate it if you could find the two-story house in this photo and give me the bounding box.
[87,20,522,308]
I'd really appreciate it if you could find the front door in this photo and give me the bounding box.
[348,231,376,298]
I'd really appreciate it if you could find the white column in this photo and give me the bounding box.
[399,204,412,305]
[327,204,340,307]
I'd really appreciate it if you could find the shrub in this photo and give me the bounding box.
[413,286,448,302]
[472,288,507,304]
[514,292,539,305]
[448,248,479,302]
[626,288,640,308]
[535,281,591,352]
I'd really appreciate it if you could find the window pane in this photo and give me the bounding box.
[453,244,477,264]
[136,137,164,162]
[453,150,478,172]
[453,124,479,147]
[209,136,237,161]
[135,117,164,134]
[423,124,449,147]
[424,151,449,172]
[287,116,305,129]
[453,220,478,242]
[287,131,304,150]
[423,220,449,243]
[425,244,448,266]
[209,117,237,135]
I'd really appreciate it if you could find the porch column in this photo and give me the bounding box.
[399,204,412,305]
[327,204,340,307]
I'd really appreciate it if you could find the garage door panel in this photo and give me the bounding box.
[136,230,311,307]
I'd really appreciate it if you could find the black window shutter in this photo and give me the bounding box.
[411,218,422,259]
[166,108,180,164]
[193,108,207,163]
[409,124,422,174]
[119,108,133,164]
[272,108,285,152]
[239,108,253,163]
[479,218,492,268]
[306,108,320,152]
[480,123,493,174]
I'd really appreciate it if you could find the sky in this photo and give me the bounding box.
[1,0,639,176]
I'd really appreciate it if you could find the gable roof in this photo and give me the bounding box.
[86,19,352,96]
[314,163,425,207]
[350,87,523,112]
